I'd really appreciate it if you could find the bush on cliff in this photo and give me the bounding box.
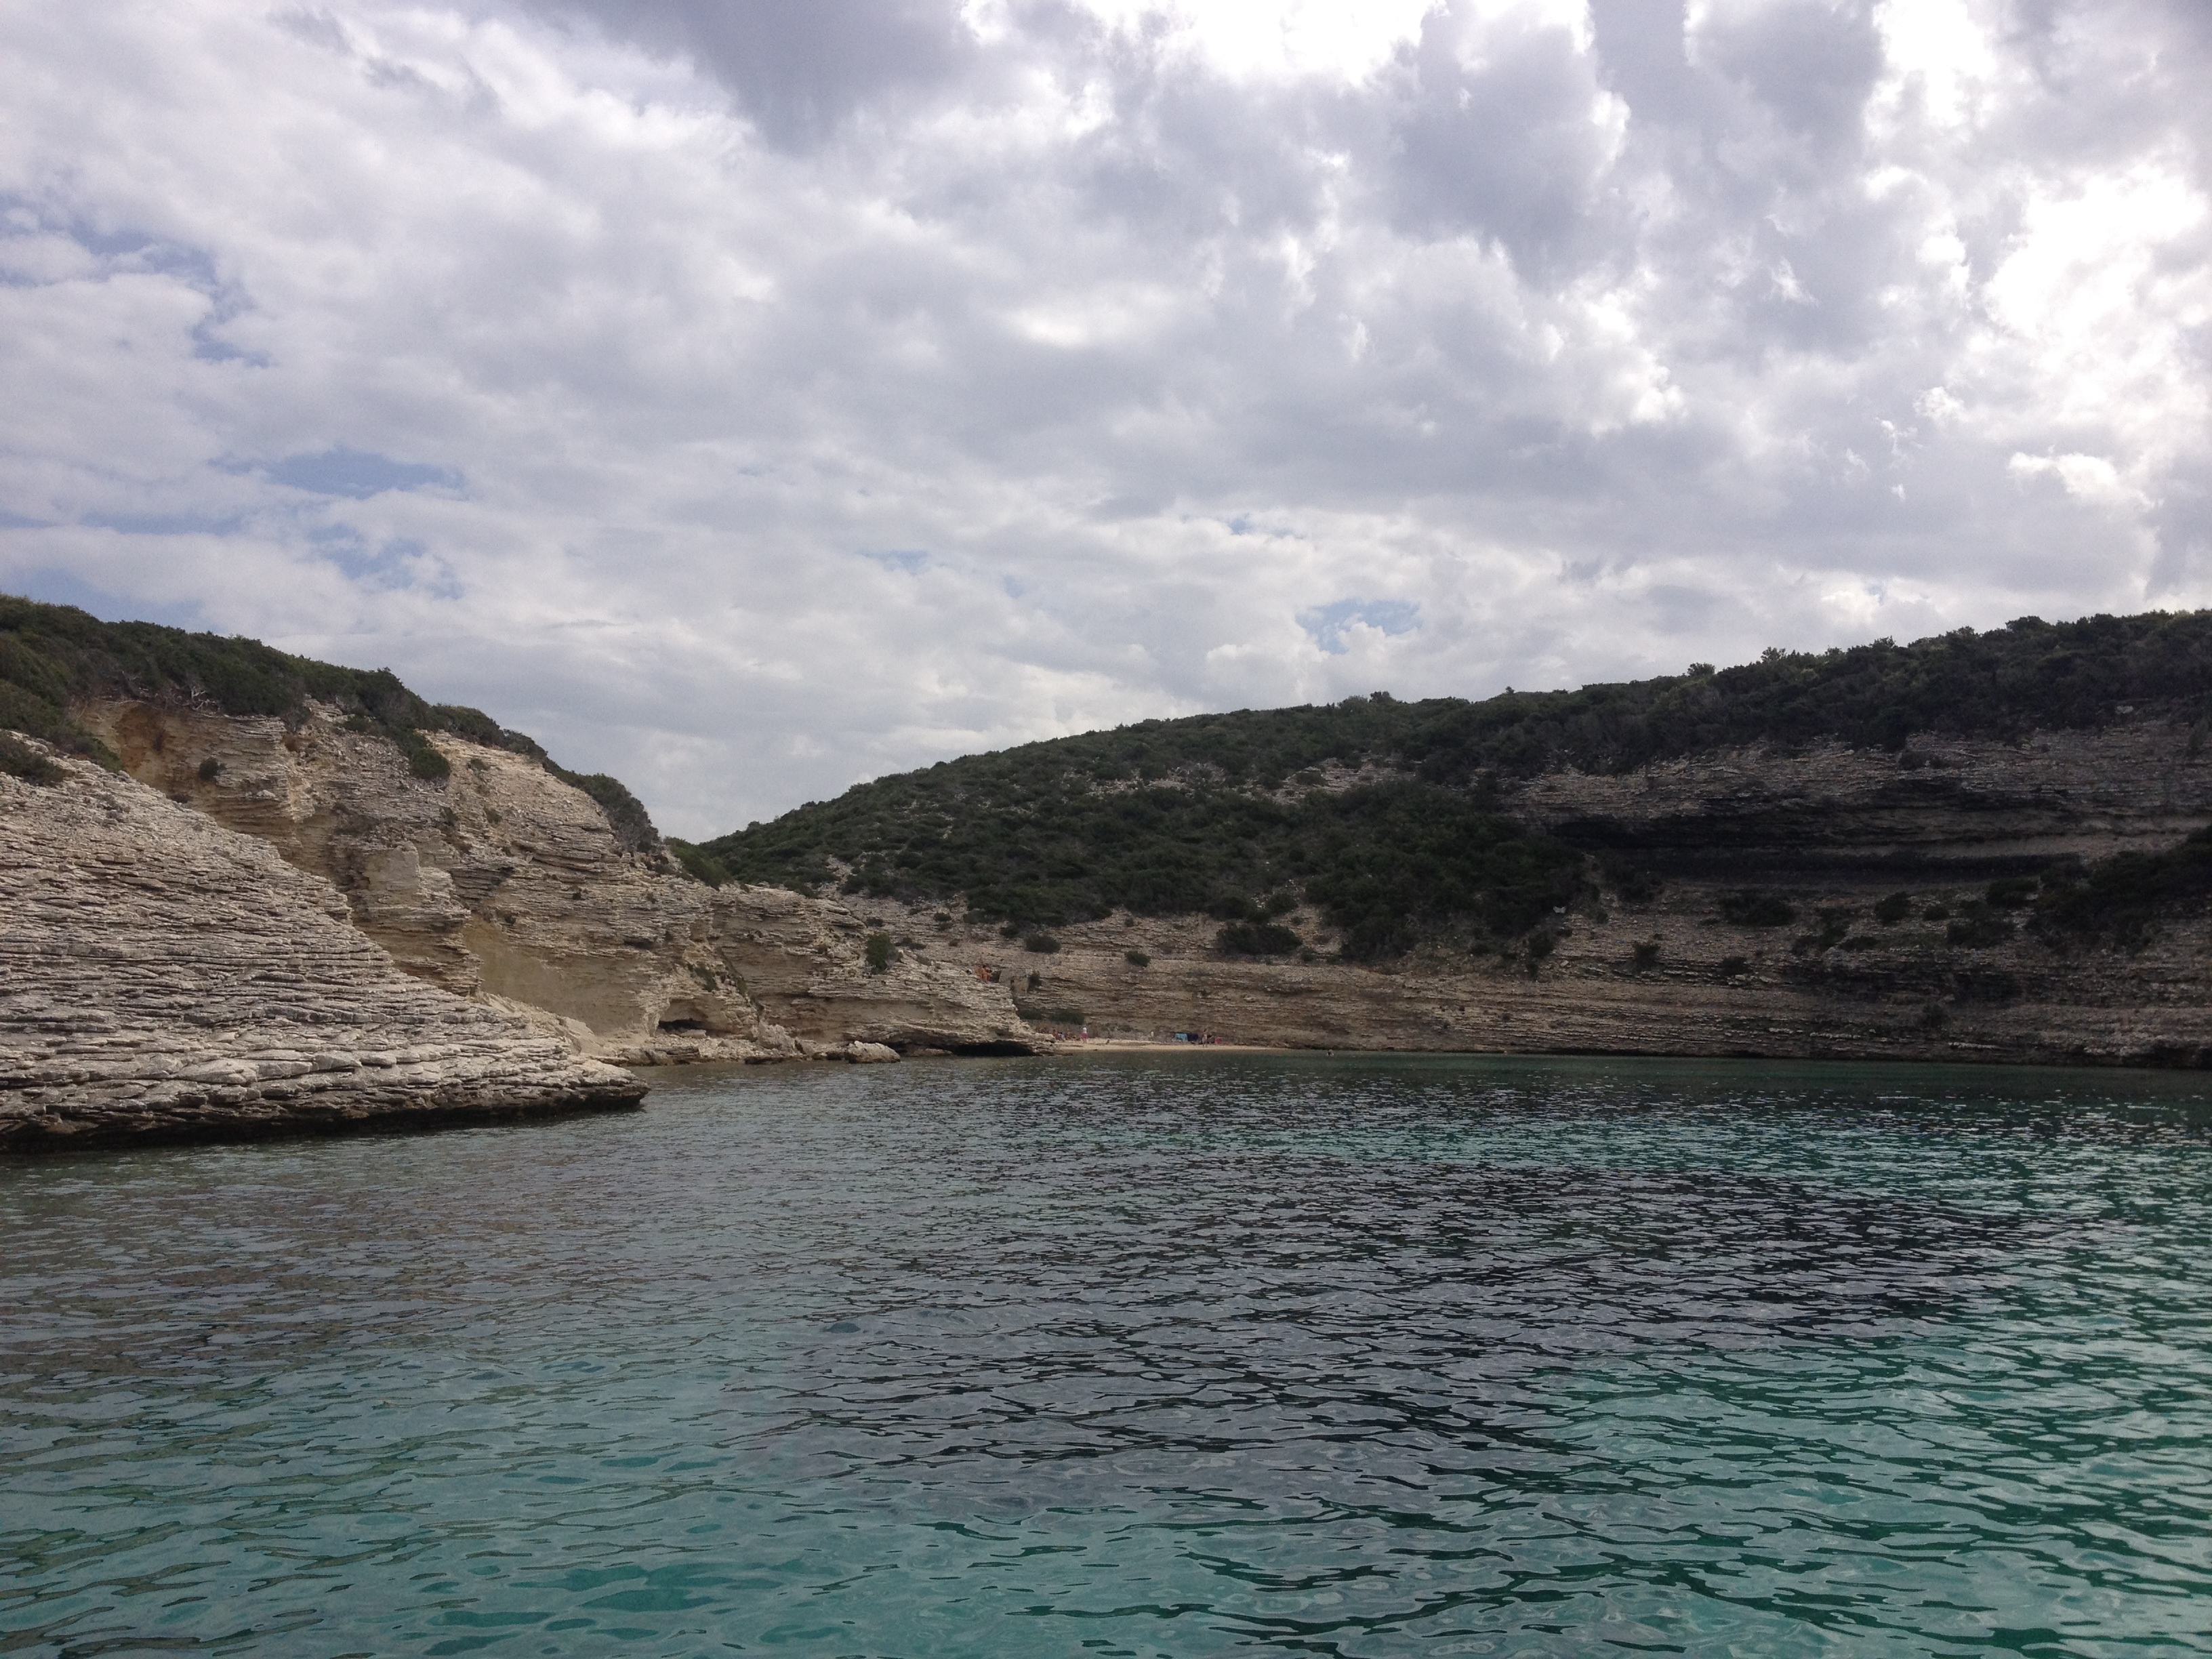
[668,839,732,886]
[1719,890,1796,927]
[0,594,663,852]
[2036,829,2212,949]
[0,731,65,785]
[1217,920,1301,956]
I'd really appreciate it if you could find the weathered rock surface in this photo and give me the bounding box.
[1,747,646,1151]
[703,884,1039,1055]
[74,700,1044,1059]
[68,695,2208,1074]
[852,716,2212,1069]
[1515,725,2212,873]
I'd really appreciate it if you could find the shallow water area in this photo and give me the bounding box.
[5,1052,2212,1656]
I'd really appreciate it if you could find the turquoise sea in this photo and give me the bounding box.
[5,1054,2211,1656]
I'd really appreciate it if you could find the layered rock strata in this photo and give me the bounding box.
[1516,724,2212,874]
[853,716,2212,1068]
[1,747,645,1151]
[73,700,1041,1060]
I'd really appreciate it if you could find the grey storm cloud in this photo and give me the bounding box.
[1,0,2208,834]
[527,0,981,146]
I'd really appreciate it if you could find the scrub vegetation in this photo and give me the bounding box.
[0,594,661,852]
[701,610,2212,960]
[2036,829,2212,950]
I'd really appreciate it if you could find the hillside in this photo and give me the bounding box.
[0,595,661,854]
[693,611,2212,958]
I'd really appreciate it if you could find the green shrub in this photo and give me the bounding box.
[1719,890,1797,927]
[1218,920,1300,956]
[668,840,732,887]
[1717,954,1750,977]
[1952,967,2023,1002]
[1125,949,1150,966]
[1631,940,1660,971]
[2035,827,2212,949]
[1604,859,1663,903]
[1986,876,2039,909]
[864,932,893,972]
[398,731,451,781]
[0,731,65,785]
[1872,891,1913,924]
[549,766,659,855]
[1024,933,1061,953]
[197,756,222,781]
[1945,903,2014,947]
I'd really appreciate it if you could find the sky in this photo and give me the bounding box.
[3,1,2209,835]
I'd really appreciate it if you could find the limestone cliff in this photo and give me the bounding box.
[848,716,2212,1069]
[1,744,644,1151]
[73,699,1042,1061]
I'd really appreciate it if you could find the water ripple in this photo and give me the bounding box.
[4,1054,2211,1656]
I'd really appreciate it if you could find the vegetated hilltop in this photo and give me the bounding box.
[0,595,660,853]
[691,611,2212,958]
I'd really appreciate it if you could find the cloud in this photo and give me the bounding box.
[0,0,2207,835]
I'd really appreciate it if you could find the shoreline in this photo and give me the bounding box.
[1045,1037,1292,1054]
[1023,1037,2212,1073]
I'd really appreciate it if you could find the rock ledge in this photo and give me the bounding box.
[1,750,645,1151]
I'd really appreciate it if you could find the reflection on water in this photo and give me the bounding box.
[4,1054,2211,1656]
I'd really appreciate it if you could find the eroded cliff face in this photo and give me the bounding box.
[0,745,645,1150]
[70,697,2206,1072]
[705,884,1038,1055]
[74,700,1041,1061]
[1513,724,2212,872]
[846,716,2212,1068]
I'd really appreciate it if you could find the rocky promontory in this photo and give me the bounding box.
[1,744,645,1151]
[73,698,1043,1064]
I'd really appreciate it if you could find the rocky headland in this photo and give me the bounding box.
[72,698,1039,1066]
[1,594,1045,1149]
[1,744,645,1151]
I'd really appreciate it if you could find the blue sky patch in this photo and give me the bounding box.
[1298,598,1421,655]
[12,569,211,631]
[311,527,441,592]
[81,510,243,536]
[262,448,462,499]
[863,549,929,573]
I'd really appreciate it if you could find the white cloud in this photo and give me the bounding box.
[0,0,2208,835]
[1054,0,1445,83]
